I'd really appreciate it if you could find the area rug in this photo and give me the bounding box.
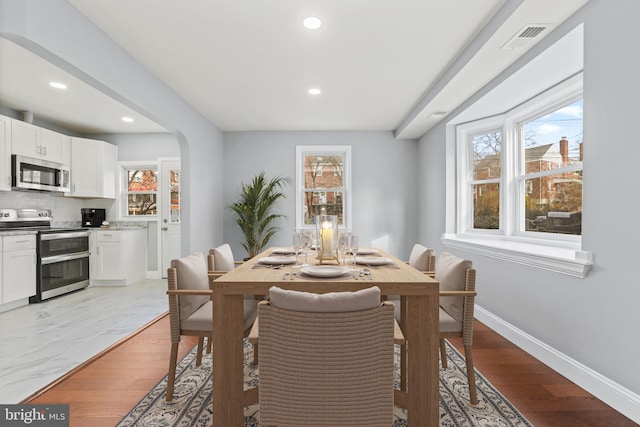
[117,339,532,426]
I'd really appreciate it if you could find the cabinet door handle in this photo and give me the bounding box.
[97,246,100,255]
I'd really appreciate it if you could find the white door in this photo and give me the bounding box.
[159,159,181,277]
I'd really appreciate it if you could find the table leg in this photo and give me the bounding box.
[406,294,439,426]
[212,293,244,427]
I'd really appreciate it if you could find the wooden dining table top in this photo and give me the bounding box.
[212,247,438,296]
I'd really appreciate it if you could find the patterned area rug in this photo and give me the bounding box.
[117,339,532,426]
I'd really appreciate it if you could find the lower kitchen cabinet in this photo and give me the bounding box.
[90,228,146,285]
[1,235,37,304]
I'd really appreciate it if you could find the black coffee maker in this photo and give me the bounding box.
[81,208,106,227]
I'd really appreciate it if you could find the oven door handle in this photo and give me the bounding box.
[40,231,91,241]
[41,250,91,265]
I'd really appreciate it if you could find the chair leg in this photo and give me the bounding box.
[399,296,407,392]
[206,336,212,354]
[440,338,448,368]
[253,343,259,365]
[166,342,179,402]
[463,343,478,405]
[195,337,205,366]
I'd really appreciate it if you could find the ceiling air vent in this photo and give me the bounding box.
[502,24,552,50]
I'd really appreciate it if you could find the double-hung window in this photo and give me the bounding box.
[296,146,351,230]
[121,163,158,217]
[446,73,591,277]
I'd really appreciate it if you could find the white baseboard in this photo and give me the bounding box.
[475,305,640,424]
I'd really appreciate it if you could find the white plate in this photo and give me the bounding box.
[271,247,295,254]
[258,256,297,265]
[356,256,393,266]
[356,248,377,255]
[300,265,351,278]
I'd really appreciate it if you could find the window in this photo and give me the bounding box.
[296,146,351,229]
[445,74,591,277]
[122,165,158,217]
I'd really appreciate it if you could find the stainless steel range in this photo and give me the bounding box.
[0,208,90,302]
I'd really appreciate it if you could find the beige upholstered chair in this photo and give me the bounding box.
[436,251,478,405]
[408,243,436,274]
[165,251,258,402]
[254,286,398,427]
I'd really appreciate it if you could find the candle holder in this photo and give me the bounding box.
[316,214,339,264]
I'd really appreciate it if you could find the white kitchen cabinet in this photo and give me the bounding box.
[11,119,70,164]
[1,234,37,304]
[67,137,117,198]
[0,115,11,191]
[90,228,146,285]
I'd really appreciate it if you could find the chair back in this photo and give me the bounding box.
[170,252,210,322]
[258,287,395,427]
[409,243,435,272]
[208,243,235,271]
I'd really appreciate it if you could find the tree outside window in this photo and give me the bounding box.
[126,168,157,216]
[296,146,351,230]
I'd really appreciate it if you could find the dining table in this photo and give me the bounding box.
[211,246,440,427]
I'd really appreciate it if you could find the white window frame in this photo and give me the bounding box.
[119,161,159,220]
[443,73,592,278]
[295,146,352,230]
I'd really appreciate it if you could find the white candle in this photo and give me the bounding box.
[320,222,333,258]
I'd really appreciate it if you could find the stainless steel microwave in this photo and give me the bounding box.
[11,155,71,193]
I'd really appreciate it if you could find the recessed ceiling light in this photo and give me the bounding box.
[121,116,134,123]
[303,16,322,30]
[308,88,322,95]
[49,81,67,90]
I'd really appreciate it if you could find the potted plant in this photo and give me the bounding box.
[230,171,292,258]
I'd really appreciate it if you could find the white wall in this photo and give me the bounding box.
[0,0,224,256]
[223,131,419,261]
[418,0,640,419]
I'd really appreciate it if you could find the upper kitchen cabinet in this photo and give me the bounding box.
[11,119,71,165]
[0,115,11,191]
[66,137,117,199]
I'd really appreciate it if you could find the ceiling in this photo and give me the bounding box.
[0,0,588,138]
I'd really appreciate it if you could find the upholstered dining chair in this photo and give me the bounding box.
[436,251,478,404]
[253,286,400,427]
[407,243,436,274]
[165,251,258,402]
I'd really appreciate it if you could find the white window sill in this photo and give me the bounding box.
[441,233,592,278]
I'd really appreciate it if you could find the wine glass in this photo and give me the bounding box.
[349,234,359,270]
[337,231,351,266]
[300,230,312,266]
[292,231,302,268]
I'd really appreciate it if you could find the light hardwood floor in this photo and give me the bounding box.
[25,315,636,427]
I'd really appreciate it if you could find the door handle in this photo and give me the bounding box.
[162,227,168,231]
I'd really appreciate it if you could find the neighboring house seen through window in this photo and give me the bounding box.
[296,146,351,230]
[444,73,590,277]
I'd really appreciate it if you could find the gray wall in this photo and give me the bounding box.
[0,0,224,256]
[418,0,640,405]
[223,131,419,261]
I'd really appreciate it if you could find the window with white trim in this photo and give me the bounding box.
[121,164,158,217]
[296,146,351,229]
[445,74,591,277]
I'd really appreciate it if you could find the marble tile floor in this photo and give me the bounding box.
[0,279,168,403]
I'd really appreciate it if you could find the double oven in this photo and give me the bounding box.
[0,209,90,303]
[33,227,90,302]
